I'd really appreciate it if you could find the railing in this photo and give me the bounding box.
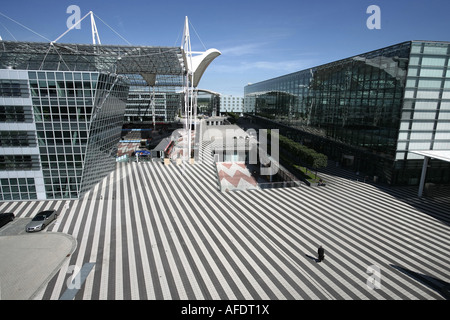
[258,180,303,189]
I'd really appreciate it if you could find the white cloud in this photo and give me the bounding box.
[211,58,317,74]
[219,42,268,56]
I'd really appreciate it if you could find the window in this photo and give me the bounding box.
[413,111,437,120]
[420,68,445,77]
[0,177,37,201]
[416,90,440,99]
[0,155,40,170]
[0,80,29,97]
[423,46,448,55]
[0,131,37,147]
[414,101,438,110]
[418,79,442,88]
[421,57,446,67]
[0,105,33,122]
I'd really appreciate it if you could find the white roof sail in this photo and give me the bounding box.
[187,48,221,87]
[181,16,221,88]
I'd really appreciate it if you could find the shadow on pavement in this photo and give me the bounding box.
[391,264,450,300]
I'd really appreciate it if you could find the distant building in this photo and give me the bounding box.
[123,74,183,124]
[220,95,243,115]
[196,89,220,117]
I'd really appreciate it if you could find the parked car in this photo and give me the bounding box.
[26,210,58,232]
[0,212,15,228]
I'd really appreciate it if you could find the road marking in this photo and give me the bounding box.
[59,263,95,300]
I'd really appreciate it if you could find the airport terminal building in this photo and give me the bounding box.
[0,41,185,200]
[244,40,450,186]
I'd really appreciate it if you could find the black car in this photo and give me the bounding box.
[0,212,15,228]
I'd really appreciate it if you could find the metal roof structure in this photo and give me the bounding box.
[0,41,185,85]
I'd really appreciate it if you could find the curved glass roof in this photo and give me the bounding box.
[0,41,185,75]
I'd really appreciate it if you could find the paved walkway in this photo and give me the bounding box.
[0,141,449,300]
[0,230,76,300]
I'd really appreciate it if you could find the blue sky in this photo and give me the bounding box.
[1,0,450,96]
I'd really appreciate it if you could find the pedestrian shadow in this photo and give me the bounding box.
[305,254,319,263]
[391,264,450,300]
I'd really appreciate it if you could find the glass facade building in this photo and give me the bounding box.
[124,74,183,124]
[0,41,185,200]
[244,41,450,186]
[197,90,220,117]
[0,69,129,200]
[220,95,244,115]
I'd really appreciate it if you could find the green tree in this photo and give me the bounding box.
[268,130,328,171]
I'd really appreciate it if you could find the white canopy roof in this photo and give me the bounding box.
[185,48,221,87]
[410,150,450,163]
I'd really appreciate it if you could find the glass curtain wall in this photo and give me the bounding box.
[395,41,450,185]
[245,42,411,184]
[30,71,129,199]
[80,73,129,196]
[124,74,183,124]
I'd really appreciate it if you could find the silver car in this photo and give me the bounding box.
[26,210,58,232]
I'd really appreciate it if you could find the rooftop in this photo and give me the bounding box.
[0,41,185,85]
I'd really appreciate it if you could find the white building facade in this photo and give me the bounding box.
[220,95,243,115]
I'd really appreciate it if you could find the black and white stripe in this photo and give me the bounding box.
[1,141,449,300]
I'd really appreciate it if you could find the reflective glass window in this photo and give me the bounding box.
[420,69,445,77]
[421,57,446,66]
[418,79,442,88]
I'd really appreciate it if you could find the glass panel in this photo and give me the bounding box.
[421,57,446,66]
[436,122,450,131]
[399,122,410,131]
[438,112,450,120]
[406,79,417,88]
[423,46,448,55]
[408,67,420,76]
[408,142,431,149]
[434,142,450,149]
[435,132,450,139]
[416,90,440,99]
[411,122,435,131]
[413,111,436,120]
[411,45,422,53]
[410,132,433,140]
[442,92,450,99]
[414,101,438,110]
[420,69,445,77]
[404,90,415,98]
[396,152,405,160]
[409,56,420,65]
[418,79,442,88]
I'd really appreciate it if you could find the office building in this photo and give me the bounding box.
[220,95,243,115]
[245,41,450,186]
[197,90,220,117]
[0,41,185,200]
[124,74,183,124]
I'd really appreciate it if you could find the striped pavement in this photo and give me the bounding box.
[1,140,449,300]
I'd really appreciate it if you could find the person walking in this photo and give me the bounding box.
[317,245,325,262]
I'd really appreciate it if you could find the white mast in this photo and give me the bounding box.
[182,16,194,163]
[90,12,101,45]
[52,11,100,45]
